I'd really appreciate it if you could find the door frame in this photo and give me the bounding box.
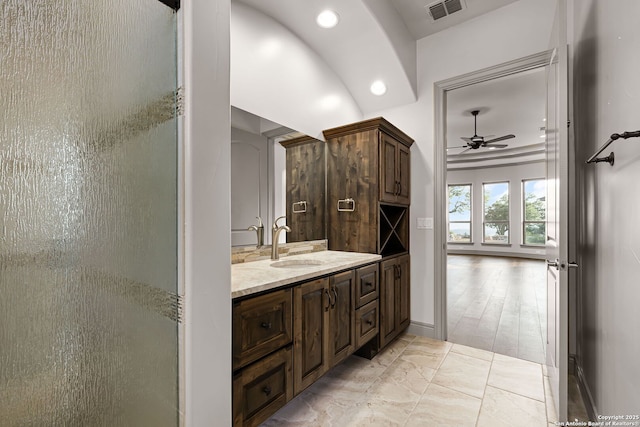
[433,49,555,340]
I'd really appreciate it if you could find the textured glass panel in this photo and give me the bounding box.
[1,1,179,425]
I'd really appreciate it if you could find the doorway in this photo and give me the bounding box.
[435,51,551,362]
[443,67,548,363]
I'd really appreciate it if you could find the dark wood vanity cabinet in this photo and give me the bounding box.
[323,118,413,353]
[379,254,410,349]
[323,117,413,256]
[280,135,325,243]
[233,263,378,425]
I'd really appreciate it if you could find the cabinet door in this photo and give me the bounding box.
[326,131,379,253]
[397,143,411,204]
[293,278,329,395]
[379,258,398,348]
[397,255,411,330]
[379,255,411,349]
[380,132,411,205]
[285,139,326,242]
[379,133,399,204]
[329,270,355,367]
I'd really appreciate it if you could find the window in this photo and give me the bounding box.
[523,179,546,245]
[447,184,472,243]
[483,182,509,244]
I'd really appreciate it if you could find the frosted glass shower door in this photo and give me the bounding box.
[1,0,181,425]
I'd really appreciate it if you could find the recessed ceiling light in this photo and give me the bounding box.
[370,80,387,96]
[316,10,339,28]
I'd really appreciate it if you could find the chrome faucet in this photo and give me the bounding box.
[271,215,291,260]
[247,216,264,247]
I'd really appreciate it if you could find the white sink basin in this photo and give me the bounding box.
[270,259,324,268]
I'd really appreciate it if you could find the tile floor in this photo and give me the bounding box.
[261,333,557,426]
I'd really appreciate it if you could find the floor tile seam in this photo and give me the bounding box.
[402,382,431,427]
[473,359,494,427]
[484,381,546,404]
[433,344,453,370]
[449,346,496,364]
[424,379,485,404]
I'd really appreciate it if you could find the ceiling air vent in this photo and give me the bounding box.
[426,0,466,21]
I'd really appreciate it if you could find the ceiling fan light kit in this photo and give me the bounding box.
[449,110,515,153]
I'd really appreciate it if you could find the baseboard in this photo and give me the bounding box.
[576,360,598,421]
[447,248,546,260]
[407,321,436,339]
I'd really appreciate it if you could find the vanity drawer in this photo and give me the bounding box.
[233,289,293,370]
[355,263,379,308]
[233,346,293,427]
[355,300,379,349]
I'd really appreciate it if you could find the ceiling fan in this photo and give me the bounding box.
[449,110,515,153]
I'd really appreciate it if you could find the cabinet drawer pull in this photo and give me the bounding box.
[262,386,272,396]
[324,288,331,311]
[260,321,272,329]
[365,319,374,326]
[364,281,373,288]
[331,288,338,308]
[292,200,307,213]
[337,198,356,212]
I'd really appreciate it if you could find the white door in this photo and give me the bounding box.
[545,1,570,419]
[231,127,269,246]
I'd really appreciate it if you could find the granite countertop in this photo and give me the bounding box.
[232,250,381,299]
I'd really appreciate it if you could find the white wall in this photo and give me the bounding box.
[230,2,362,140]
[571,0,640,416]
[368,0,556,326]
[447,162,546,257]
[183,0,232,425]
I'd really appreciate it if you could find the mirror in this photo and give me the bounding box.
[231,106,326,248]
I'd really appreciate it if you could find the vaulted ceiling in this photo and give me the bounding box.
[235,0,520,114]
[234,0,543,165]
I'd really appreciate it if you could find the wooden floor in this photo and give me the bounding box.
[447,254,547,364]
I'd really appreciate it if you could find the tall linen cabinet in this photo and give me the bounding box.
[323,117,413,351]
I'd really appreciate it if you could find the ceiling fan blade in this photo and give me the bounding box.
[460,137,472,142]
[483,134,515,144]
[484,144,508,148]
[447,145,469,150]
[458,148,472,154]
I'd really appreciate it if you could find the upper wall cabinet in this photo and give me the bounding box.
[323,118,414,256]
[380,132,411,205]
[280,135,326,243]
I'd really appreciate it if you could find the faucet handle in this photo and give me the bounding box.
[256,216,263,227]
[273,215,287,229]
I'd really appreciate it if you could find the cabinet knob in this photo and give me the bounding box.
[365,319,374,326]
[260,321,272,329]
[262,386,272,396]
